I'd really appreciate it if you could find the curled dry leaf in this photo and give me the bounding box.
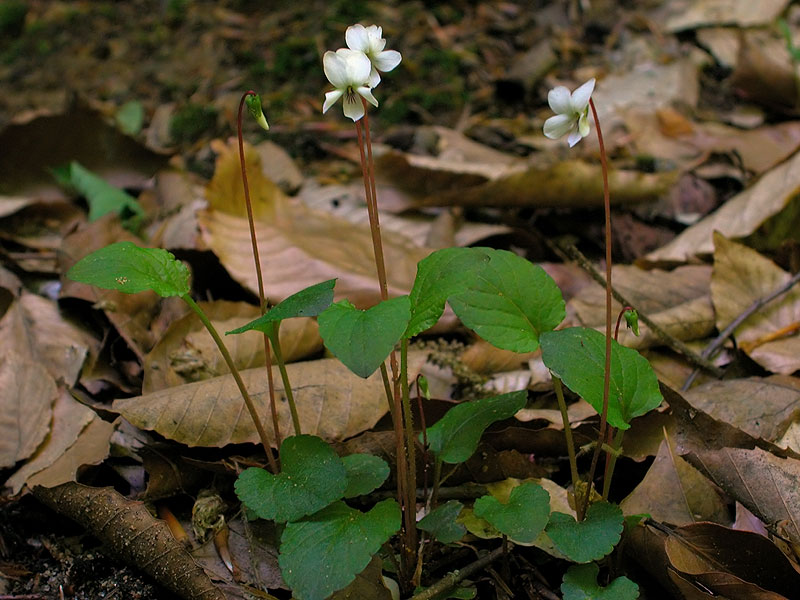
[645,150,800,265]
[115,353,425,447]
[711,233,800,374]
[33,482,224,600]
[6,389,114,494]
[143,299,322,393]
[0,351,57,468]
[0,291,99,386]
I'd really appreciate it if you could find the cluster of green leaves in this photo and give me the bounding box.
[67,242,656,599]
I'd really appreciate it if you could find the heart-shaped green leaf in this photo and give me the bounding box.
[55,161,144,221]
[66,242,190,298]
[545,501,623,563]
[447,249,565,352]
[318,296,411,378]
[406,247,492,338]
[425,390,527,464]
[418,500,466,544]
[279,499,401,600]
[226,279,336,336]
[561,564,639,600]
[342,454,390,498]
[235,435,347,523]
[473,481,550,544]
[540,327,662,430]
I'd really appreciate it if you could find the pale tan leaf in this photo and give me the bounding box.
[567,264,714,350]
[621,439,729,526]
[685,377,800,443]
[711,233,800,374]
[114,354,425,447]
[645,151,800,264]
[143,300,322,393]
[0,291,99,386]
[5,389,98,493]
[0,351,57,467]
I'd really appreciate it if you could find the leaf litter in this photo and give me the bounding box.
[5,1,800,598]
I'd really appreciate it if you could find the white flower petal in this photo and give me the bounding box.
[323,90,343,113]
[567,130,583,147]
[345,24,370,53]
[374,49,401,73]
[340,48,372,85]
[548,86,572,114]
[358,86,379,107]
[578,112,591,138]
[323,51,349,88]
[343,93,366,121]
[570,78,595,112]
[543,114,574,139]
[368,68,381,88]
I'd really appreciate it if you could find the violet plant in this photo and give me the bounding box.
[66,27,662,600]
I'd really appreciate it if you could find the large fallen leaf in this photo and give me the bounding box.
[711,233,800,374]
[645,150,800,264]
[5,389,113,494]
[567,264,714,350]
[0,291,99,386]
[685,377,800,443]
[33,483,224,600]
[620,438,729,526]
[731,29,798,113]
[143,300,322,393]
[0,351,58,468]
[689,446,800,547]
[202,139,430,308]
[114,354,424,447]
[664,522,800,598]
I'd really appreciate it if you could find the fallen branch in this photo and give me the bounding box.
[410,544,506,600]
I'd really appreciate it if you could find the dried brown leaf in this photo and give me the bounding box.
[0,351,57,468]
[115,354,424,447]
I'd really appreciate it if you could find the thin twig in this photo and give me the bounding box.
[409,544,507,600]
[681,269,800,390]
[541,234,724,378]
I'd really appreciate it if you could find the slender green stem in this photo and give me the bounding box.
[267,326,302,436]
[238,91,281,470]
[182,294,273,461]
[601,429,625,500]
[553,377,579,492]
[430,458,443,509]
[581,97,612,521]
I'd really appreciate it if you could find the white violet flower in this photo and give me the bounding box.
[345,24,402,87]
[543,78,596,147]
[322,48,379,121]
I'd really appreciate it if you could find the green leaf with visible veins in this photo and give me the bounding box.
[279,499,401,600]
[447,249,564,352]
[418,500,466,544]
[318,296,410,378]
[424,390,527,464]
[226,279,336,337]
[561,564,639,600]
[406,247,492,338]
[342,454,390,498]
[66,242,190,298]
[540,327,661,430]
[545,501,623,563]
[473,481,550,544]
[235,435,347,523]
